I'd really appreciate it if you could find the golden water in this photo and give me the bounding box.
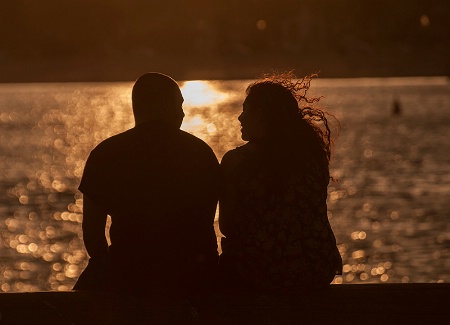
[0,77,449,292]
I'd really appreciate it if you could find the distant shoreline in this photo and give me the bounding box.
[1,54,448,83]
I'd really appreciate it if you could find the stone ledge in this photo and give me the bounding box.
[0,284,449,324]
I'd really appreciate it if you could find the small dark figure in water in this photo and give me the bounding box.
[74,73,220,301]
[219,72,342,292]
[392,98,402,116]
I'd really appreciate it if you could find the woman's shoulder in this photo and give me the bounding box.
[221,143,256,174]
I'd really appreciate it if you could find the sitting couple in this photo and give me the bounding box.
[73,72,342,300]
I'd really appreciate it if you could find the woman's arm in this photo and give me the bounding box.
[218,150,241,238]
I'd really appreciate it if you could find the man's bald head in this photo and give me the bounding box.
[132,72,184,127]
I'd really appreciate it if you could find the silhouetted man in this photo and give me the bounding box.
[74,73,220,300]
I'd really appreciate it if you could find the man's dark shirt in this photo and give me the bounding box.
[78,122,220,296]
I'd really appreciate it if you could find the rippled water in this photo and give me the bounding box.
[0,77,449,292]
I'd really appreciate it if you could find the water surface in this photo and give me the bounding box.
[0,77,449,292]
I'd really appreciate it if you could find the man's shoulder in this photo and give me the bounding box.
[89,129,134,156]
[177,129,206,143]
[89,128,217,163]
[177,130,216,153]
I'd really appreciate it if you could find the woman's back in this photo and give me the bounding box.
[220,142,341,290]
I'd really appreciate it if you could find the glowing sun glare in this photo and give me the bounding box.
[181,81,228,107]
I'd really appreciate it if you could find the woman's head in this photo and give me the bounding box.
[239,82,298,141]
[239,72,334,164]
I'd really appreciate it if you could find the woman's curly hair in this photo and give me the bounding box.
[245,71,336,165]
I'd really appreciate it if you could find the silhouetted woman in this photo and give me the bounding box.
[219,73,342,292]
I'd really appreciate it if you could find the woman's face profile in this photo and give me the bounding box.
[238,98,267,142]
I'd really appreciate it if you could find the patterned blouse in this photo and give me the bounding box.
[219,142,342,290]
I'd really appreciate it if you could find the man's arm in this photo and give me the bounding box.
[81,195,109,259]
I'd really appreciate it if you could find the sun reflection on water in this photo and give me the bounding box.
[180,80,244,158]
[181,81,228,107]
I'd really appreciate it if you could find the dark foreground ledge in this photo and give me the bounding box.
[0,284,449,324]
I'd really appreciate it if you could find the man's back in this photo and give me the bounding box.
[79,122,219,296]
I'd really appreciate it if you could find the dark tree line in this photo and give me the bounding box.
[1,0,449,79]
